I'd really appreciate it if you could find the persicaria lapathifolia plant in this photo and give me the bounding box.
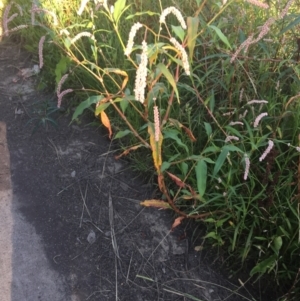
[3,0,300,295]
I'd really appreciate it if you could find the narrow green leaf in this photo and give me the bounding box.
[204,231,223,244]
[213,148,229,176]
[232,221,240,251]
[72,95,104,120]
[279,16,300,34]
[63,37,71,49]
[204,231,218,240]
[216,217,230,228]
[201,146,220,155]
[242,224,254,261]
[209,91,215,112]
[113,130,132,139]
[244,119,256,150]
[163,129,188,153]
[204,122,212,137]
[95,102,110,116]
[205,218,216,223]
[202,158,215,164]
[225,125,243,138]
[161,161,171,172]
[223,145,243,153]
[168,153,180,162]
[209,25,232,49]
[254,236,268,241]
[195,160,207,197]
[172,25,185,42]
[55,57,70,84]
[113,0,126,22]
[187,16,199,60]
[186,155,214,164]
[120,99,129,113]
[250,255,277,276]
[279,226,290,239]
[273,237,283,253]
[126,11,159,20]
[181,162,188,176]
[156,63,179,101]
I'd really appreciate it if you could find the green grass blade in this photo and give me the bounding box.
[195,160,207,197]
[156,63,179,102]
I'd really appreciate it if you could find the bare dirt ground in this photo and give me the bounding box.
[0,41,269,301]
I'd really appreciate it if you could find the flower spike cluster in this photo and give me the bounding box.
[2,4,13,36]
[170,37,190,75]
[57,89,73,108]
[247,100,268,105]
[39,36,46,69]
[57,74,73,108]
[231,0,296,63]
[279,0,295,19]
[57,74,69,96]
[225,136,239,143]
[70,32,96,44]
[153,106,160,142]
[2,3,24,36]
[30,5,58,26]
[243,155,250,180]
[254,112,268,128]
[160,6,187,29]
[259,140,274,161]
[124,22,143,56]
[245,0,269,9]
[134,41,148,103]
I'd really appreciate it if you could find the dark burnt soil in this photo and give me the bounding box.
[0,41,269,301]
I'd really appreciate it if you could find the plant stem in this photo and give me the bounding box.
[109,99,151,148]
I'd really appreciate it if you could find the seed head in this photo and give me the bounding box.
[243,155,250,180]
[39,36,46,69]
[124,22,143,56]
[153,106,160,142]
[160,6,186,29]
[170,37,190,75]
[134,41,148,103]
[253,112,268,128]
[259,140,274,161]
[245,0,269,9]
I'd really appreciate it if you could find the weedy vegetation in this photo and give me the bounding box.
[1,0,300,299]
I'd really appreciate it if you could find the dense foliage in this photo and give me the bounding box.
[2,0,300,299]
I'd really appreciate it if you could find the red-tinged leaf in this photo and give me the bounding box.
[100,111,112,139]
[169,118,196,142]
[166,171,186,188]
[181,124,196,142]
[140,199,170,209]
[171,216,185,231]
[115,144,144,159]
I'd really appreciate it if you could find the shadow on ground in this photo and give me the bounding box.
[0,41,262,301]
